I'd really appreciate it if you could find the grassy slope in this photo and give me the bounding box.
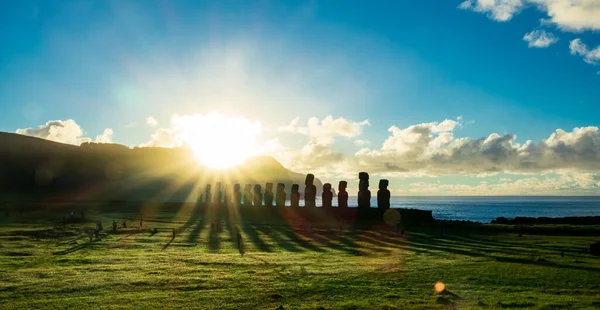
[1,205,599,309]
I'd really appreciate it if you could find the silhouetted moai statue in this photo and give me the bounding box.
[204,184,212,205]
[291,184,300,208]
[338,181,348,208]
[233,184,242,206]
[304,174,317,208]
[377,179,390,210]
[276,183,286,208]
[253,184,263,207]
[214,182,222,205]
[243,184,252,207]
[264,183,274,207]
[357,172,371,209]
[322,183,333,209]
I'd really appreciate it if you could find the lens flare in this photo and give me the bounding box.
[435,281,446,293]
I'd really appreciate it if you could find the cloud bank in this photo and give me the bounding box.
[15,119,113,145]
[278,117,600,176]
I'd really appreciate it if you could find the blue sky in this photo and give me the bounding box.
[1,0,599,195]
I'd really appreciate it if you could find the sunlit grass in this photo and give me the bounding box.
[1,206,599,309]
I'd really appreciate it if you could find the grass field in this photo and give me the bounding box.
[1,203,599,309]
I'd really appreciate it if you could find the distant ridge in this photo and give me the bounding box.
[0,132,322,202]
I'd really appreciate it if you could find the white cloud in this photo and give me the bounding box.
[461,0,600,31]
[569,38,600,65]
[364,123,600,175]
[533,0,600,31]
[354,139,371,146]
[523,30,558,48]
[459,0,524,21]
[141,128,182,148]
[279,115,370,144]
[404,173,600,195]
[285,118,600,176]
[15,119,111,146]
[146,116,158,127]
[95,128,114,143]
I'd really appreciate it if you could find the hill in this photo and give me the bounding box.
[0,132,322,202]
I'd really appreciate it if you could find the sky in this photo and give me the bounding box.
[1,0,599,195]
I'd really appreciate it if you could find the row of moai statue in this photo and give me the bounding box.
[199,172,390,209]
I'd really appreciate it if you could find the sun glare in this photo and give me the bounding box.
[174,113,261,169]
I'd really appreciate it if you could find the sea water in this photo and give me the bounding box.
[305,196,600,223]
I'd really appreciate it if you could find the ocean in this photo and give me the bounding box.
[309,196,600,223]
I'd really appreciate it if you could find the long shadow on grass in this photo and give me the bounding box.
[184,206,206,244]
[53,242,92,255]
[208,226,221,252]
[412,232,568,260]
[313,230,363,254]
[242,224,273,252]
[407,233,600,273]
[448,233,587,253]
[253,225,303,253]
[271,226,325,253]
[161,237,174,251]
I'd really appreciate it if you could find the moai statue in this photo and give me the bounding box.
[204,184,212,205]
[264,183,274,207]
[214,182,222,205]
[304,174,317,208]
[357,172,371,209]
[224,184,230,205]
[243,184,252,207]
[253,184,263,207]
[276,183,286,207]
[290,184,300,208]
[338,181,348,208]
[322,183,333,209]
[377,179,390,210]
[234,184,242,206]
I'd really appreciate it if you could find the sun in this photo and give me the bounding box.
[174,113,261,169]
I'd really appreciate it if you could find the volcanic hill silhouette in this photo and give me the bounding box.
[0,132,322,202]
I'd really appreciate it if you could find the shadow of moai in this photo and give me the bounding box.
[204,184,212,205]
[224,184,230,205]
[214,182,222,205]
[253,184,263,207]
[338,181,348,208]
[304,174,316,208]
[358,172,371,210]
[291,184,300,208]
[322,183,333,209]
[264,183,274,207]
[233,184,242,206]
[377,179,390,210]
[276,183,286,208]
[243,184,252,207]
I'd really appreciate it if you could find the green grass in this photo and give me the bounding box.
[1,205,599,309]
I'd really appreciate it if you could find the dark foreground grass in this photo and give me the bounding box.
[1,205,599,309]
